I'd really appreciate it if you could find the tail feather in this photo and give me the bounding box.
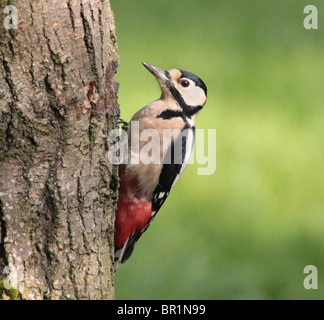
[114,232,139,273]
[114,244,127,273]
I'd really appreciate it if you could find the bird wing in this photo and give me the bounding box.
[151,125,195,218]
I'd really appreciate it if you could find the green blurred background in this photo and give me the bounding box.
[111,0,324,299]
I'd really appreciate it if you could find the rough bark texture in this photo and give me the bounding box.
[0,0,119,299]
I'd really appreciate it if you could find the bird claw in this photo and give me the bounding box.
[117,118,128,126]
[117,118,128,132]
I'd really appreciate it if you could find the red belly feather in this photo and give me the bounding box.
[114,166,152,249]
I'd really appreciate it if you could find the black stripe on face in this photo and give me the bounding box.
[164,71,185,106]
[165,84,203,116]
[185,105,203,117]
[164,70,204,118]
[168,83,185,107]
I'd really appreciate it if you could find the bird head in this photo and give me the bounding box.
[142,62,207,109]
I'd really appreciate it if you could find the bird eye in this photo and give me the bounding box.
[180,79,190,88]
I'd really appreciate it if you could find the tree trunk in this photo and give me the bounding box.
[0,0,119,300]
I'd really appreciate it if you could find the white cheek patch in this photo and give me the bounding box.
[181,85,206,107]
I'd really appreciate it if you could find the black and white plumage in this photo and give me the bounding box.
[114,62,207,271]
[151,125,195,216]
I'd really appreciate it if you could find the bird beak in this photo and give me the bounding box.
[142,62,168,85]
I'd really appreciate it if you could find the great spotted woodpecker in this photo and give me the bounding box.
[114,62,207,272]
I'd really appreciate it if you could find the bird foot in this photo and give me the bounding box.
[117,118,128,132]
[117,118,128,126]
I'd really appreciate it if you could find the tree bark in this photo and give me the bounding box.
[0,0,119,300]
